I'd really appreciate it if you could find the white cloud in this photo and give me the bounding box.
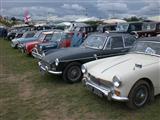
[137,2,160,16]
[96,0,129,18]
[47,15,99,22]
[96,0,160,18]
[61,4,85,11]
[2,6,56,20]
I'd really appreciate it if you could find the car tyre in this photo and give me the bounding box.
[63,62,82,83]
[127,80,151,109]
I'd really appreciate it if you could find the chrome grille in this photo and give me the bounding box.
[37,45,42,54]
[89,74,113,88]
[40,61,51,69]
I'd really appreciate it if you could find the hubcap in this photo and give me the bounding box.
[68,66,81,82]
[134,85,148,107]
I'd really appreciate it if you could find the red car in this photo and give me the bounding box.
[32,31,74,59]
[24,31,54,54]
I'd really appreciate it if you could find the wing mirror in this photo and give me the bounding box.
[93,54,98,60]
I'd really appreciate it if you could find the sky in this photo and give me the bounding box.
[0,0,160,20]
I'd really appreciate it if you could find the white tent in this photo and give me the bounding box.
[148,16,160,22]
[12,24,29,28]
[75,17,99,22]
[103,19,126,24]
[57,22,72,26]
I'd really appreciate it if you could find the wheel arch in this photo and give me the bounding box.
[128,77,155,102]
[62,60,83,70]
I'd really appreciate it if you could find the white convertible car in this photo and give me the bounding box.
[82,37,160,109]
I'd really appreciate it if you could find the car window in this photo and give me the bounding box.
[142,23,156,31]
[26,32,35,38]
[44,34,53,41]
[51,32,61,41]
[84,35,106,49]
[111,36,123,49]
[131,41,160,56]
[124,36,136,47]
[61,33,72,39]
[158,24,160,30]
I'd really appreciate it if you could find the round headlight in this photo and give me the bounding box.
[113,76,121,88]
[81,65,87,74]
[39,46,43,51]
[42,52,45,57]
[55,58,59,66]
[35,44,38,48]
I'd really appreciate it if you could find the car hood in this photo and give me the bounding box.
[38,41,58,48]
[18,37,37,43]
[42,47,98,64]
[26,41,39,46]
[12,38,22,42]
[86,53,159,82]
[12,37,34,42]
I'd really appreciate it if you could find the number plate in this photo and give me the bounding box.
[39,67,46,75]
[87,85,103,97]
[93,88,103,97]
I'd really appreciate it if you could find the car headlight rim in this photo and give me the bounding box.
[35,44,38,48]
[39,45,43,51]
[55,58,59,66]
[42,52,45,57]
[81,65,87,74]
[113,75,121,88]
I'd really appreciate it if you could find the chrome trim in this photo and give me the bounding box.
[60,53,124,63]
[38,62,62,75]
[83,78,128,102]
[32,48,42,59]
[11,43,16,48]
[17,44,24,49]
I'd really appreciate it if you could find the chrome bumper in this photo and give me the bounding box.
[82,77,128,102]
[32,48,42,59]
[11,43,16,48]
[38,62,62,75]
[17,44,25,53]
[17,44,23,49]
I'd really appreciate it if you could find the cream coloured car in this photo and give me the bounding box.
[82,37,160,109]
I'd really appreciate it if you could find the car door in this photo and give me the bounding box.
[43,34,53,43]
[99,36,125,58]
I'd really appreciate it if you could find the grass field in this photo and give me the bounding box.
[0,38,160,120]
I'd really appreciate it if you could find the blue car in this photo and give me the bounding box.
[11,30,50,48]
[32,31,73,59]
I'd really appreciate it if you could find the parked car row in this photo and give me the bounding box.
[7,22,160,109]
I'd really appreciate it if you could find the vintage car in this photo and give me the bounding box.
[11,31,35,48]
[7,26,31,40]
[97,24,117,33]
[116,22,143,34]
[38,33,136,83]
[82,36,160,109]
[0,26,7,38]
[17,30,50,49]
[32,31,73,59]
[23,31,54,55]
[131,22,160,38]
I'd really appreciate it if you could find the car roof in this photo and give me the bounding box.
[90,32,131,37]
[43,31,54,34]
[138,37,160,42]
[143,21,160,24]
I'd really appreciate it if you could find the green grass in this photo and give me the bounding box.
[0,39,160,120]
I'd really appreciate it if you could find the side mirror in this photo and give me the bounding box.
[93,54,98,60]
